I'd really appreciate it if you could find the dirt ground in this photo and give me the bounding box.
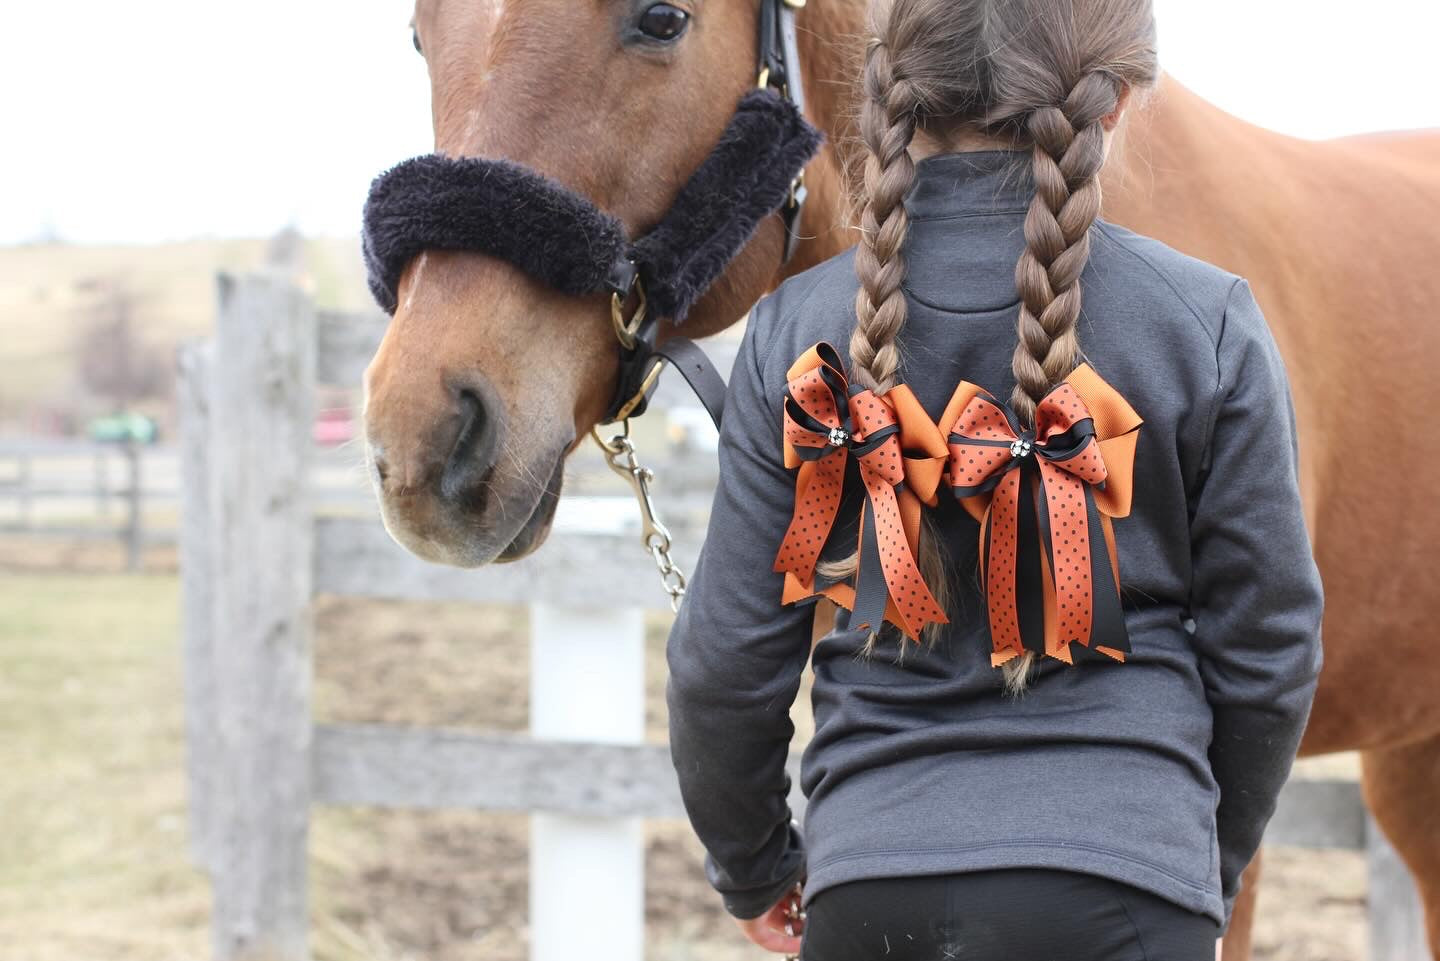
[0,536,1370,960]
[309,595,1368,961]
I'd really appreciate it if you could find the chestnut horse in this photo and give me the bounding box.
[364,2,1440,956]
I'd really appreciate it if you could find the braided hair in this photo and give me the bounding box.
[849,32,918,395]
[1009,73,1118,425]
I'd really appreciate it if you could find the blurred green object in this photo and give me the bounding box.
[86,412,159,445]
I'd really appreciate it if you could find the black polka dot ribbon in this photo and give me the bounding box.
[774,343,948,641]
[946,381,1131,666]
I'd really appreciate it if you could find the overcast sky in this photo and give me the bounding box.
[2,0,1435,246]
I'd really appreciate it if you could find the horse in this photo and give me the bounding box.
[362,3,1440,957]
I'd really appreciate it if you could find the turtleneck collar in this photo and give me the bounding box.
[906,148,1036,219]
[898,148,1038,313]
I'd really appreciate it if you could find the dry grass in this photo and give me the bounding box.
[0,555,1368,960]
[0,572,210,961]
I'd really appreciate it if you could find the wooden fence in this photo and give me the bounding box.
[180,274,1429,961]
[0,437,159,568]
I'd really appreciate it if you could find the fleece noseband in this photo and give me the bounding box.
[362,0,820,428]
[363,89,819,324]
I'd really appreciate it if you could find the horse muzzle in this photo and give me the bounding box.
[365,364,568,567]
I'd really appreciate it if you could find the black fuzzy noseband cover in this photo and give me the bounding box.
[362,89,823,323]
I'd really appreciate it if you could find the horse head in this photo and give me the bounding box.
[362,0,856,566]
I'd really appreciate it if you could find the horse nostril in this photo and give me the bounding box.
[443,375,504,500]
[370,444,391,484]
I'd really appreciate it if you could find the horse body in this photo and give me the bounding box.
[365,2,1440,955]
[1106,77,1440,757]
[1100,88,1440,954]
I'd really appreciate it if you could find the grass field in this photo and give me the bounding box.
[0,573,209,960]
[0,555,1368,960]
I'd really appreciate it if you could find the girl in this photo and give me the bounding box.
[665,0,1323,958]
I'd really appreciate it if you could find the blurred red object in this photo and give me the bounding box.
[313,408,354,446]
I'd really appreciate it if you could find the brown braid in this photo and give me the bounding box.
[1009,73,1119,424]
[849,34,919,394]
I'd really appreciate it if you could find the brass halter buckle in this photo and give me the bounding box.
[605,276,667,425]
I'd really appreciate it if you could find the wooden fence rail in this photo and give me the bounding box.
[180,274,1428,961]
[0,438,157,568]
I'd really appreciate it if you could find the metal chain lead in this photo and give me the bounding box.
[592,424,687,612]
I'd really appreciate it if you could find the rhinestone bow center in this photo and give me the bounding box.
[827,427,850,448]
[1009,435,1034,459]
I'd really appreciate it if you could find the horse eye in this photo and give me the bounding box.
[412,28,423,55]
[637,3,689,41]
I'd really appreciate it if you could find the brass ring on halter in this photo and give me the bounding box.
[609,280,648,350]
[612,358,666,423]
[787,169,806,208]
[589,417,631,452]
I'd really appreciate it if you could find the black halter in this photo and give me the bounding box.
[362,0,818,430]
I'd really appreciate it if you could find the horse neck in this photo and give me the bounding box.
[784,0,868,276]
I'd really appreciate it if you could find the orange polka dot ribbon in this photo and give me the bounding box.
[940,364,1143,667]
[773,343,949,641]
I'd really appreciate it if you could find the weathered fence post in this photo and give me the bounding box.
[206,274,317,961]
[529,603,646,961]
[1367,813,1429,961]
[94,448,112,518]
[123,439,143,571]
[179,341,216,871]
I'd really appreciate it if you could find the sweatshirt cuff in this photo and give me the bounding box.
[720,857,807,920]
[709,819,807,920]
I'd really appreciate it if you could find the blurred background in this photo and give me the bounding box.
[1,1,1436,959]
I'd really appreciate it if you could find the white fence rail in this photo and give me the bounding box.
[180,274,1427,961]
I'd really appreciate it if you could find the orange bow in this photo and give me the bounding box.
[773,343,948,641]
[940,364,1142,666]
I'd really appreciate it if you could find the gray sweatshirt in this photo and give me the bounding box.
[665,149,1324,932]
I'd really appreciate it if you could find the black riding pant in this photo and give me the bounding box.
[801,868,1220,961]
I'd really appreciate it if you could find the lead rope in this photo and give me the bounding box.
[592,422,688,612]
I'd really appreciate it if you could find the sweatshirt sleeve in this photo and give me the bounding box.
[1188,278,1325,930]
[664,292,813,920]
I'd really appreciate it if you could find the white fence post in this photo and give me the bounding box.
[206,274,317,961]
[17,450,32,529]
[1367,813,1430,961]
[530,603,647,961]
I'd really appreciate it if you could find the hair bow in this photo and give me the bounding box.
[773,343,948,641]
[940,364,1142,666]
